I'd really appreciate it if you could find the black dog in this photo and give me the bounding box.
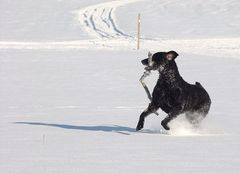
[136,51,211,131]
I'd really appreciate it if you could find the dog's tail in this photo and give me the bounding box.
[195,82,208,94]
[195,81,202,88]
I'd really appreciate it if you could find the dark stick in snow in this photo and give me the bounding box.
[139,52,159,116]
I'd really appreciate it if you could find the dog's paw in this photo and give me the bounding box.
[136,120,144,131]
[161,120,170,130]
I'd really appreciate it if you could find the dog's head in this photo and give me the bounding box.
[141,51,179,71]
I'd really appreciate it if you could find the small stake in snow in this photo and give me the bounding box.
[137,13,141,50]
[42,134,45,145]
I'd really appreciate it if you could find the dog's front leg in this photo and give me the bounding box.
[136,108,151,131]
[136,104,158,131]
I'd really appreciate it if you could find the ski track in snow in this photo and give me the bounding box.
[76,0,138,39]
[0,0,240,58]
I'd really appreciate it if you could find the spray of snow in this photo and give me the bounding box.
[168,114,224,136]
[148,113,224,136]
[168,116,201,136]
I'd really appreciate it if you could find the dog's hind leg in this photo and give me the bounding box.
[186,100,211,126]
[185,112,202,128]
[136,103,158,131]
[161,107,183,130]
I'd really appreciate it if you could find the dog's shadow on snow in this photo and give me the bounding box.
[14,122,162,135]
[15,122,135,135]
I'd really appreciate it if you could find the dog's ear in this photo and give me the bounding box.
[148,52,153,66]
[141,52,154,66]
[166,51,179,61]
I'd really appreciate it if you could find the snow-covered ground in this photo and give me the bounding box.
[1,0,240,173]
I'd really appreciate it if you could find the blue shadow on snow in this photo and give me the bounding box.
[14,122,139,135]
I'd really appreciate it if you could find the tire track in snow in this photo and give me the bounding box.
[76,0,141,39]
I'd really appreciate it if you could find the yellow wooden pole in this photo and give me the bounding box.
[137,13,141,50]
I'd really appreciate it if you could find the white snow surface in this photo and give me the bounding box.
[1,0,240,173]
